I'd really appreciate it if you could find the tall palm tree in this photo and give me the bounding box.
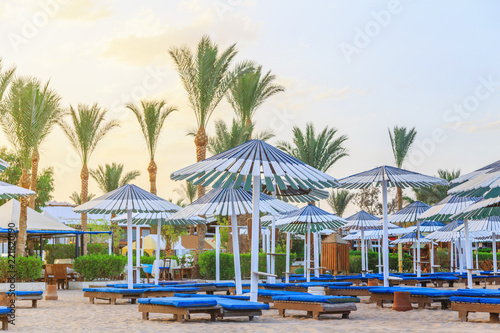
[227,65,284,129]
[69,191,96,206]
[388,126,417,210]
[207,119,274,155]
[126,100,177,195]
[412,169,461,205]
[0,59,15,101]
[26,80,62,209]
[278,122,349,173]
[59,104,119,253]
[169,35,253,269]
[327,189,354,217]
[90,163,140,193]
[174,181,197,207]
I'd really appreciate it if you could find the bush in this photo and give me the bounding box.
[0,256,43,282]
[198,251,296,280]
[73,254,126,281]
[349,251,412,273]
[44,243,108,264]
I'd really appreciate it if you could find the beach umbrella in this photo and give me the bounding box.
[417,195,481,222]
[276,204,347,282]
[0,181,36,200]
[170,139,338,302]
[408,220,446,233]
[391,232,433,244]
[389,201,430,275]
[167,186,297,294]
[74,184,180,289]
[338,166,447,287]
[342,211,381,277]
[0,159,9,173]
[112,211,204,285]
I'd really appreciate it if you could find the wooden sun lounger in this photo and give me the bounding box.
[2,292,43,308]
[451,300,500,323]
[139,303,223,323]
[389,279,432,287]
[369,293,450,309]
[84,291,143,305]
[327,288,372,297]
[0,315,7,331]
[274,301,357,320]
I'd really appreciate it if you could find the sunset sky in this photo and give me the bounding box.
[1,0,500,215]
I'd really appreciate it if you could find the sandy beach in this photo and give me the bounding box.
[10,286,500,333]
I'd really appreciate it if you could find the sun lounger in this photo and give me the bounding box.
[173,293,269,321]
[173,283,217,294]
[141,287,199,297]
[454,289,500,298]
[272,294,359,320]
[138,297,222,322]
[369,287,457,309]
[83,288,146,304]
[450,296,500,323]
[2,291,43,308]
[328,286,381,297]
[263,282,352,293]
[106,283,157,288]
[242,289,311,304]
[0,307,10,330]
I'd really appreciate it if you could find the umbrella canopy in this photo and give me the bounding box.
[408,220,446,233]
[449,160,500,198]
[426,220,465,242]
[112,212,204,226]
[277,204,347,233]
[452,197,500,220]
[343,211,381,230]
[170,139,339,192]
[167,187,297,222]
[418,195,481,222]
[0,181,36,200]
[73,184,181,214]
[389,201,430,223]
[453,216,500,233]
[391,232,432,244]
[261,180,329,203]
[0,159,9,172]
[344,227,410,240]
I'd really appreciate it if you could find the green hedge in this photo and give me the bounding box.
[44,243,108,264]
[0,256,43,282]
[73,255,126,281]
[349,251,412,273]
[198,251,297,280]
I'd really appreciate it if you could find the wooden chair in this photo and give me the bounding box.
[44,264,55,285]
[54,265,69,289]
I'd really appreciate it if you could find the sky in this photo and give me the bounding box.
[1,0,500,216]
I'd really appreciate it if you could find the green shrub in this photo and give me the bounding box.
[198,251,296,280]
[44,243,108,264]
[349,251,412,273]
[0,257,43,282]
[73,254,126,281]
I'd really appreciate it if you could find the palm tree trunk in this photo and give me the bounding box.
[193,126,208,277]
[148,159,158,235]
[29,148,39,209]
[16,169,30,257]
[81,164,89,255]
[397,187,403,210]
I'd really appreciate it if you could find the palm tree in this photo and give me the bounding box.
[90,163,140,194]
[0,59,15,101]
[207,119,274,155]
[174,181,197,207]
[126,100,177,195]
[412,169,461,205]
[227,65,284,129]
[26,80,62,209]
[278,122,349,173]
[169,35,253,270]
[59,104,119,253]
[69,191,96,206]
[327,189,354,217]
[388,126,417,210]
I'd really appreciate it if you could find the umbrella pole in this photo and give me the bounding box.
[430,241,435,274]
[493,233,497,274]
[450,240,454,272]
[270,189,276,283]
[306,222,311,282]
[286,232,290,283]
[464,219,473,289]
[136,225,141,284]
[303,238,307,278]
[382,178,389,287]
[127,209,133,289]
[475,242,479,270]
[457,238,463,274]
[377,237,382,274]
[416,221,421,277]
[266,227,271,282]
[215,225,220,283]
[413,246,416,273]
[250,175,260,303]
[231,206,242,295]
[154,219,162,286]
[361,228,366,277]
[108,235,112,255]
[314,232,319,278]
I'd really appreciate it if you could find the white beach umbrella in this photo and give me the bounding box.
[338,166,447,286]
[418,195,481,222]
[0,181,36,200]
[167,185,297,294]
[408,220,446,233]
[0,159,9,173]
[74,184,180,289]
[170,139,338,302]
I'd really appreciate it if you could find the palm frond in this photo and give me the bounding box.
[388,126,417,168]
[90,162,140,193]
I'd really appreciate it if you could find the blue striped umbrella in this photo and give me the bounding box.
[170,139,339,302]
[408,220,445,233]
[338,165,447,287]
[261,180,329,203]
[0,181,36,200]
[74,184,184,289]
[391,232,432,244]
[418,195,481,222]
[343,211,381,230]
[449,160,500,198]
[112,212,204,226]
[389,201,430,223]
[0,159,9,173]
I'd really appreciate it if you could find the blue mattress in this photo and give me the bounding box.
[5,291,43,296]
[0,307,11,315]
[455,289,500,297]
[83,288,146,294]
[272,295,360,303]
[138,297,218,308]
[451,296,500,305]
[215,298,269,310]
[107,283,156,288]
[143,287,199,293]
[329,286,378,290]
[369,287,457,297]
[295,282,353,288]
[174,293,250,300]
[242,289,311,297]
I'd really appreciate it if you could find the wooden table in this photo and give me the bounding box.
[172,267,193,280]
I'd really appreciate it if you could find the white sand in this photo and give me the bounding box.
[11,285,500,333]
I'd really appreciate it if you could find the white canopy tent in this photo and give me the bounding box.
[0,200,74,231]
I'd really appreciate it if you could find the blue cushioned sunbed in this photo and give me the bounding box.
[242,289,310,296]
[138,297,217,308]
[272,295,360,303]
[143,287,199,293]
[5,291,43,296]
[329,286,379,290]
[369,287,458,297]
[0,307,11,315]
[83,288,147,294]
[295,282,353,288]
[451,296,500,305]
[174,293,250,300]
[455,289,500,297]
[107,283,157,288]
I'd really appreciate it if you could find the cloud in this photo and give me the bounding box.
[55,0,113,21]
